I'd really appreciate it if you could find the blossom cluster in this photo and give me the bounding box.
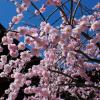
[0,0,100,100]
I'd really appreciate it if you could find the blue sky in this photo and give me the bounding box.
[0,0,99,28]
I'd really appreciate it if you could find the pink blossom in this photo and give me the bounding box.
[53,0,61,5]
[31,48,40,56]
[16,3,28,13]
[0,62,4,70]
[34,10,40,15]
[86,43,95,49]
[44,23,51,33]
[7,92,17,100]
[24,36,31,44]
[0,55,7,64]
[2,36,13,45]
[10,50,19,57]
[7,32,15,38]
[14,32,20,40]
[25,80,31,86]
[94,2,100,9]
[61,25,72,35]
[18,42,25,50]
[91,20,100,31]
[20,51,32,61]
[0,46,3,52]
[17,26,29,35]
[8,44,17,51]
[23,0,31,6]
[40,5,46,13]
[12,14,23,24]
[4,64,12,74]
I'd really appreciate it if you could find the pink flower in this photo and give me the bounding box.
[31,48,40,56]
[12,16,20,24]
[18,42,25,50]
[40,88,50,97]
[61,25,72,37]
[20,51,32,61]
[35,10,40,15]
[4,64,12,74]
[94,2,100,9]
[14,72,24,79]
[40,5,46,13]
[67,41,77,50]
[44,23,51,33]
[91,21,100,31]
[9,60,17,68]
[12,14,23,24]
[17,26,29,35]
[66,51,76,66]
[1,55,7,64]
[16,3,28,13]
[8,44,17,51]
[24,87,31,94]
[0,46,3,52]
[53,0,61,5]
[72,26,82,34]
[86,43,94,49]
[2,36,13,45]
[0,62,4,70]
[25,80,31,86]
[40,22,51,33]
[40,22,47,28]
[14,32,20,40]
[23,0,31,6]
[7,32,15,38]
[28,28,39,37]
[7,92,17,100]
[10,50,19,57]
[24,36,31,44]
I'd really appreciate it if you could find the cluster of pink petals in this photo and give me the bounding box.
[12,14,23,24]
[0,1,100,100]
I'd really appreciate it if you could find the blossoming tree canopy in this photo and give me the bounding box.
[0,0,100,100]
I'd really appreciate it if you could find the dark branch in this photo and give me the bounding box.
[30,1,46,22]
[75,50,100,63]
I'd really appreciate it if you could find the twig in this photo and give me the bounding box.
[70,0,73,24]
[30,1,46,22]
[46,0,69,21]
[71,0,81,25]
[57,5,70,24]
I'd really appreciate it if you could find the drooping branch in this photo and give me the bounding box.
[59,83,100,90]
[75,50,100,63]
[48,68,75,81]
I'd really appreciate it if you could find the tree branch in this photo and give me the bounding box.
[59,83,100,89]
[75,50,100,63]
[48,68,75,81]
[30,1,46,22]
